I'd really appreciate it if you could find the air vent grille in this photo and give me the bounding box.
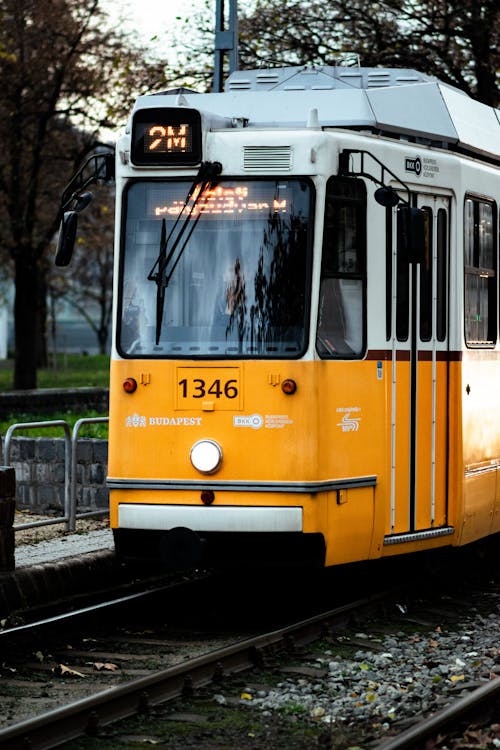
[243,146,293,171]
[256,72,280,85]
[367,72,392,88]
[228,78,252,91]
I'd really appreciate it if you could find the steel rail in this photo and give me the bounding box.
[0,572,211,645]
[375,676,500,750]
[0,590,393,750]
[0,586,172,642]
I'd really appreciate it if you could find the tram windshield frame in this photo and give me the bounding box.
[117,178,314,359]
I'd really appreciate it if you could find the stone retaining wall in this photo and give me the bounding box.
[3,437,108,513]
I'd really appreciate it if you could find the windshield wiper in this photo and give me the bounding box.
[148,161,222,346]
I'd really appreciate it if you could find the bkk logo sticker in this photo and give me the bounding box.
[233,414,294,429]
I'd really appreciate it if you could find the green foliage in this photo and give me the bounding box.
[279,701,308,715]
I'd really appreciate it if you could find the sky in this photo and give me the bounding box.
[112,0,209,61]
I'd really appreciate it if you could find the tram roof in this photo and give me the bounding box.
[134,66,500,161]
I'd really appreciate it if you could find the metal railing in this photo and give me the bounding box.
[4,417,109,533]
[70,417,109,530]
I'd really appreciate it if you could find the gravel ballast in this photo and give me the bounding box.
[236,591,500,742]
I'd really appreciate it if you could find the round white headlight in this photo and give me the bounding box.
[190,439,223,474]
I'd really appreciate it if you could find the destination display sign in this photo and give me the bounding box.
[131,107,202,166]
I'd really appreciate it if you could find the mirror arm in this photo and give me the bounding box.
[60,150,115,213]
[339,148,411,206]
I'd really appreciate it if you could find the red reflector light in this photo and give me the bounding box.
[201,490,215,505]
[123,377,138,393]
[281,378,297,395]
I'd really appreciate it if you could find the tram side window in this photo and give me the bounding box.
[464,197,497,346]
[316,178,366,358]
[419,207,433,341]
[436,208,448,342]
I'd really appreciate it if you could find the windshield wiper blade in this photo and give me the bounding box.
[148,161,222,345]
[154,218,168,347]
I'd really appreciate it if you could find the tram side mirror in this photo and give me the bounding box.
[55,211,78,267]
[397,206,425,264]
[374,186,400,208]
[54,191,94,267]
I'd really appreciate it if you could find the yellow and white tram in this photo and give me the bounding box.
[58,65,500,568]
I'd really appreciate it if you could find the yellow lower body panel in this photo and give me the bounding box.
[110,483,378,567]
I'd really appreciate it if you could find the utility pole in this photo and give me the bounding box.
[214,0,238,93]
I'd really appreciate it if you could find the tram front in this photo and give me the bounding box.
[108,103,332,567]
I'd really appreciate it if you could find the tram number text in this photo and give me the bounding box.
[178,378,238,399]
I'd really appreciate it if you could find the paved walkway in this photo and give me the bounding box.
[15,529,114,568]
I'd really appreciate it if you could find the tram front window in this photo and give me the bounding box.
[118,179,312,358]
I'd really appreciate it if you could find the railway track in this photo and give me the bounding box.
[374,678,500,749]
[0,586,394,749]
[0,555,499,749]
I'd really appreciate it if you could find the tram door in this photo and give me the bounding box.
[388,195,450,539]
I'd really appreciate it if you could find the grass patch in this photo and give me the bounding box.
[0,410,109,438]
[0,354,110,437]
[0,354,110,391]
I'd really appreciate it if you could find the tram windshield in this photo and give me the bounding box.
[118,179,312,357]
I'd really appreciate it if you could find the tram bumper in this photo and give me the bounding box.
[113,503,325,568]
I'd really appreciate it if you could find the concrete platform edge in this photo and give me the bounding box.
[0,549,117,620]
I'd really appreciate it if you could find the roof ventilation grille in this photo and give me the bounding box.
[367,71,392,88]
[256,72,281,86]
[228,78,252,91]
[243,145,293,171]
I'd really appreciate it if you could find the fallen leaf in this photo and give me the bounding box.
[53,664,86,678]
[94,662,119,672]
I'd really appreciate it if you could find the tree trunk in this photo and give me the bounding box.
[97,326,108,355]
[14,252,39,390]
[36,267,48,368]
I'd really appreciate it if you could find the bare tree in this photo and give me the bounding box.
[0,0,169,388]
[171,0,499,106]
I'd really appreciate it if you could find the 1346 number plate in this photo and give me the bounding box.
[176,367,241,410]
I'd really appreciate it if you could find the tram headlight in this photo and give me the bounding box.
[190,439,223,475]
